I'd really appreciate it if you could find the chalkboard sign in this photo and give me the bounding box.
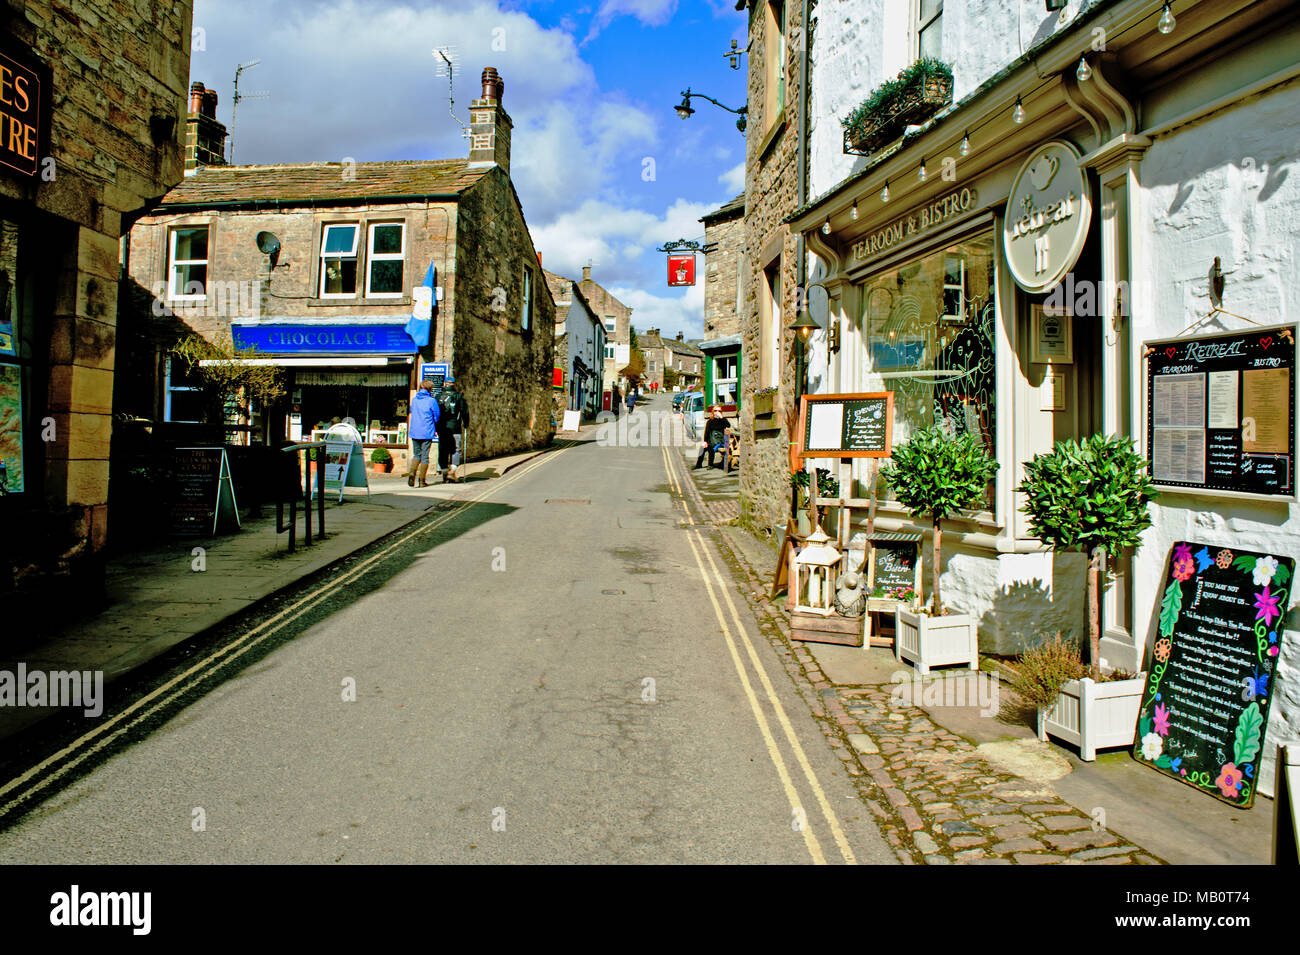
[1145,324,1297,499]
[798,392,894,459]
[1132,541,1293,807]
[170,447,240,536]
[866,533,923,601]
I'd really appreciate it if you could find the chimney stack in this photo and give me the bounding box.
[185,82,228,171]
[676,331,684,341]
[582,265,592,282]
[468,67,513,175]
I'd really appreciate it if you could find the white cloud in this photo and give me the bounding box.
[613,284,705,340]
[719,161,745,194]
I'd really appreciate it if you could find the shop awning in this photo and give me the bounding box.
[198,357,408,367]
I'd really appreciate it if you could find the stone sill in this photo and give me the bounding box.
[757,109,786,163]
[308,296,412,308]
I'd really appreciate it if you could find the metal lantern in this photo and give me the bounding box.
[793,527,843,616]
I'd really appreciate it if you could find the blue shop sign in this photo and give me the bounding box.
[232,323,418,354]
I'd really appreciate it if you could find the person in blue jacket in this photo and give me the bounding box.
[406,379,440,487]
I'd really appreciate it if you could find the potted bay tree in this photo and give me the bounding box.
[883,426,997,674]
[1017,434,1155,759]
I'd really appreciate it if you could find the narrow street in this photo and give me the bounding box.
[0,396,890,864]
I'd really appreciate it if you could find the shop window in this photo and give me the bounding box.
[917,0,942,61]
[164,355,205,423]
[366,222,405,298]
[858,231,996,510]
[320,224,359,298]
[168,226,209,300]
[715,354,738,405]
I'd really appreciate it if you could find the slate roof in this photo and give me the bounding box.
[701,193,744,225]
[158,160,490,208]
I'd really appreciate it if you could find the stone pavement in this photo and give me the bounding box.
[0,441,562,744]
[670,440,1173,865]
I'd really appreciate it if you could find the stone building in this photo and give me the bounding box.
[700,194,745,407]
[579,266,634,400]
[736,0,808,539]
[780,0,1300,795]
[545,269,604,419]
[0,2,194,597]
[122,68,554,467]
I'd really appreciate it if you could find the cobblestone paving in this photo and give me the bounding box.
[673,456,1164,864]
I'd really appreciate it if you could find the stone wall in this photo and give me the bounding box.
[2,0,192,585]
[703,207,743,339]
[453,166,555,458]
[739,0,804,541]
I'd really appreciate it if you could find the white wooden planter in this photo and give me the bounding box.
[895,609,978,676]
[1037,674,1146,761]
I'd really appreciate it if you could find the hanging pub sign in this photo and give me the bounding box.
[1004,140,1091,294]
[0,44,47,179]
[1144,323,1297,500]
[798,392,894,458]
[1133,542,1293,807]
[667,254,695,287]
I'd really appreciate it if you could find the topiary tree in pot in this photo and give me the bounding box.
[883,426,998,616]
[1017,433,1156,679]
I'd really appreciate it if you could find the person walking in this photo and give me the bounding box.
[626,387,635,414]
[695,406,730,469]
[406,380,440,487]
[437,380,469,483]
[611,384,621,420]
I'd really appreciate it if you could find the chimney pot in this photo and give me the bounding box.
[202,89,218,118]
[481,67,504,103]
[189,82,206,115]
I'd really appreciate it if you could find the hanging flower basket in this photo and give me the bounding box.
[842,58,953,157]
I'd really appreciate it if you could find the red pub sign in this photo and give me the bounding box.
[667,254,695,287]
[0,47,42,177]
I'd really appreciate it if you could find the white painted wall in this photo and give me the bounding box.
[807,0,1093,201]
[1137,81,1300,796]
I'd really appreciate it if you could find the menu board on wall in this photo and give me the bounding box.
[799,392,894,458]
[1132,542,1292,807]
[1145,324,1296,498]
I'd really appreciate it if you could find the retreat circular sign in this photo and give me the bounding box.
[1004,140,1091,294]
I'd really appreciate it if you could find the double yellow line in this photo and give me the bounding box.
[660,443,856,865]
[0,445,568,820]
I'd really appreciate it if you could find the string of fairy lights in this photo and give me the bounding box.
[819,0,1179,234]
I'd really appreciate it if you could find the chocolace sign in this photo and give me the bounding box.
[0,47,43,178]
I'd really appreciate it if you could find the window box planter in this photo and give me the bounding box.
[842,58,953,157]
[752,391,776,417]
[894,608,978,676]
[1037,674,1146,761]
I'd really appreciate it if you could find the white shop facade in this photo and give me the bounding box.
[791,1,1300,794]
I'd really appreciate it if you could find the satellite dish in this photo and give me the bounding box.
[255,231,281,269]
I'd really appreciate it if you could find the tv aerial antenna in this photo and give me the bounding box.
[230,59,270,163]
[433,47,469,140]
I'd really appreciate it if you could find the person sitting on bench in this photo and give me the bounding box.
[695,406,730,469]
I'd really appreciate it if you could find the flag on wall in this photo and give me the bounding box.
[404,262,437,347]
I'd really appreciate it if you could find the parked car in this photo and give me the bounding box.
[682,393,706,438]
[672,391,694,412]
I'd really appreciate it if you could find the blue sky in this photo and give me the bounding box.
[190,0,749,338]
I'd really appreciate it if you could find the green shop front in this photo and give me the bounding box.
[701,335,742,408]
